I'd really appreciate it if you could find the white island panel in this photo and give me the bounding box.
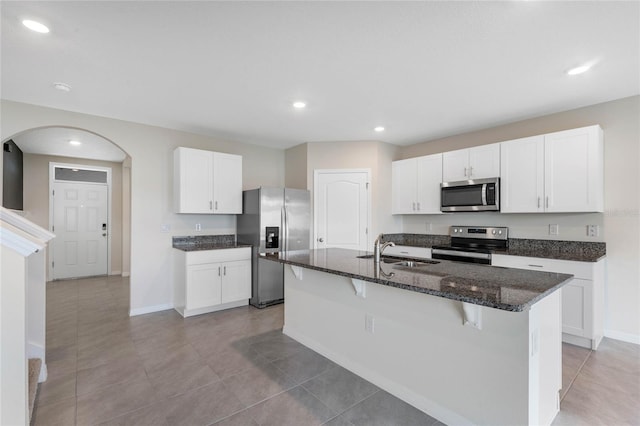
[283,265,561,426]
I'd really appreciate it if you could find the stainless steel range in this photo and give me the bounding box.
[431,226,508,265]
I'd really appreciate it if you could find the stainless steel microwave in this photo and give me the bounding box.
[440,178,500,212]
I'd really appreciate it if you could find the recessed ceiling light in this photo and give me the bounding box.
[69,140,81,146]
[53,82,71,92]
[567,63,592,76]
[374,126,385,132]
[22,19,49,34]
[292,101,306,109]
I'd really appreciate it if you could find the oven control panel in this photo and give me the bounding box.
[449,226,508,240]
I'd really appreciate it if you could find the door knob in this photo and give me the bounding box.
[318,238,324,242]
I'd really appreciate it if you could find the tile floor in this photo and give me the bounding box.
[33,275,639,426]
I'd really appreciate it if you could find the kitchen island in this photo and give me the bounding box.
[262,248,573,426]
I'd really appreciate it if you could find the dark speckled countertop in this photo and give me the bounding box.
[172,234,251,252]
[381,234,606,262]
[262,248,573,312]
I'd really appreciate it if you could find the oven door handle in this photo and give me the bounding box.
[431,248,492,260]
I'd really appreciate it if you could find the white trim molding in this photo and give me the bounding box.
[604,329,640,345]
[129,303,174,317]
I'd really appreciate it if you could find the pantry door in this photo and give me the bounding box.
[314,169,370,251]
[50,165,110,279]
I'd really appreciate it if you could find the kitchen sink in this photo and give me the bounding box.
[394,260,440,268]
[357,254,440,267]
[356,254,399,264]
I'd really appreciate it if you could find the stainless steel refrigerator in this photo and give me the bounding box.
[237,187,310,308]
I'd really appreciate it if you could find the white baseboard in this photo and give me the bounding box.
[122,271,130,277]
[129,303,173,317]
[109,270,122,276]
[26,342,48,382]
[604,329,640,345]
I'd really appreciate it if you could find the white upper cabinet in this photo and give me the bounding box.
[501,125,603,213]
[392,153,442,214]
[442,143,500,182]
[544,126,603,213]
[500,135,545,213]
[174,147,243,214]
[416,154,443,214]
[392,158,418,214]
[212,152,243,214]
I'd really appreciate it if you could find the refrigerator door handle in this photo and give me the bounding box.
[283,206,289,252]
[281,206,286,252]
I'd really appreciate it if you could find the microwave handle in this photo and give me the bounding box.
[481,184,488,206]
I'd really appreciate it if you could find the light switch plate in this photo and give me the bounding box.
[160,224,171,233]
[549,224,559,235]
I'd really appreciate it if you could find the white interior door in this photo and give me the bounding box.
[52,182,108,279]
[314,170,370,251]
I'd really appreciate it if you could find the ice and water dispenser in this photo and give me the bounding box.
[265,226,279,249]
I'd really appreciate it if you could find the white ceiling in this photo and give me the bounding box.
[11,127,127,162]
[1,1,639,151]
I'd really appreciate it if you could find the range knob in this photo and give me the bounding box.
[498,230,503,235]
[492,230,496,235]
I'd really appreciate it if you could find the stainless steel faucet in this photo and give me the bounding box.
[374,233,395,264]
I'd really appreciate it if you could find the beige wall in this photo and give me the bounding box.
[284,143,307,189]
[288,140,401,242]
[399,95,640,342]
[1,100,285,315]
[23,153,124,277]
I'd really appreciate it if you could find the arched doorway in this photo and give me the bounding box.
[2,126,131,300]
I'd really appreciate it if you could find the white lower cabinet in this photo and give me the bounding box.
[174,247,251,317]
[492,254,605,349]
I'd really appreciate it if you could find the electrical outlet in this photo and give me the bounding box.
[549,224,559,235]
[160,224,171,233]
[426,222,433,233]
[365,314,375,334]
[587,225,599,237]
[195,223,202,231]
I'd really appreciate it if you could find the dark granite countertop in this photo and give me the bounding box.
[382,234,606,263]
[262,248,573,312]
[172,234,252,252]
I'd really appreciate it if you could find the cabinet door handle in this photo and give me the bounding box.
[223,266,226,276]
[210,201,213,210]
[412,202,416,211]
[215,201,218,210]
[218,266,221,276]
[537,197,541,208]
[464,167,467,177]
[416,202,421,211]
[469,166,473,177]
[546,196,549,208]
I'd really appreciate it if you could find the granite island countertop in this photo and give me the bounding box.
[262,248,573,312]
